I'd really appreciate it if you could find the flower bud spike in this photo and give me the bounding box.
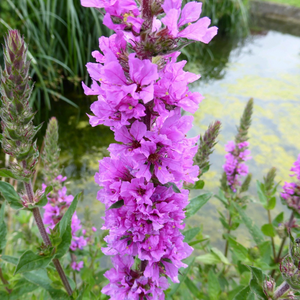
[235,98,253,144]
[194,120,221,175]
[0,30,41,179]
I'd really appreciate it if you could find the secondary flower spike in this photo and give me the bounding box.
[222,99,253,192]
[0,30,41,179]
[281,154,300,214]
[81,0,218,298]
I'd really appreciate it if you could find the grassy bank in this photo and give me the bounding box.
[258,0,300,8]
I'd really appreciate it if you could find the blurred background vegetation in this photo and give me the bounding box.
[0,0,249,115]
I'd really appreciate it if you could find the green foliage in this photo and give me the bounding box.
[185,192,213,218]
[0,181,23,210]
[0,202,7,253]
[233,202,265,245]
[14,250,53,274]
[0,169,29,183]
[57,192,81,238]
[23,269,69,299]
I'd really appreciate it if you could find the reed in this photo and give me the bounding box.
[0,0,110,110]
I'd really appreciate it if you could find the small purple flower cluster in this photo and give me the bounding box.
[81,0,217,298]
[43,175,95,271]
[281,154,300,213]
[223,141,251,192]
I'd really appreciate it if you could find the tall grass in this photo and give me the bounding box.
[0,0,110,112]
[0,0,249,110]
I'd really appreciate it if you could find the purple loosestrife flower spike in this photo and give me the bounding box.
[222,99,253,192]
[81,0,218,298]
[281,155,300,215]
[0,30,41,179]
[194,120,221,176]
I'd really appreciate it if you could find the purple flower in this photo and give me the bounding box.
[223,141,251,191]
[161,0,218,43]
[281,155,300,213]
[71,261,84,271]
[290,154,300,180]
[81,0,217,298]
[43,176,89,256]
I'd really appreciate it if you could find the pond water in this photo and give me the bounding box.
[3,27,300,252]
[189,30,300,247]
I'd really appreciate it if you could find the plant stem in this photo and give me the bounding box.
[267,209,276,261]
[224,213,232,258]
[0,267,12,294]
[273,281,290,299]
[271,212,295,278]
[22,172,73,295]
[32,140,45,188]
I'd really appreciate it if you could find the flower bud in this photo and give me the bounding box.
[194,120,221,176]
[248,246,260,260]
[263,278,275,297]
[0,30,41,179]
[42,117,61,189]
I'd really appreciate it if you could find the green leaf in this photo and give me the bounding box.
[193,180,205,189]
[164,182,181,193]
[167,257,195,298]
[219,211,231,230]
[1,255,19,265]
[247,265,266,299]
[226,235,248,261]
[208,269,221,300]
[0,201,5,221]
[58,192,81,238]
[108,199,124,210]
[256,181,268,209]
[228,286,246,300]
[0,168,29,183]
[211,247,230,265]
[0,291,9,300]
[9,278,39,300]
[35,186,52,207]
[233,203,264,245]
[94,269,108,284]
[261,224,276,237]
[215,189,228,206]
[55,225,72,259]
[267,196,276,210]
[258,241,272,265]
[196,253,221,265]
[0,222,7,253]
[184,276,201,298]
[183,227,200,243]
[233,286,255,300]
[185,192,212,218]
[14,250,53,274]
[23,269,69,300]
[0,181,23,209]
[272,212,284,227]
[188,238,209,246]
[0,202,7,253]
